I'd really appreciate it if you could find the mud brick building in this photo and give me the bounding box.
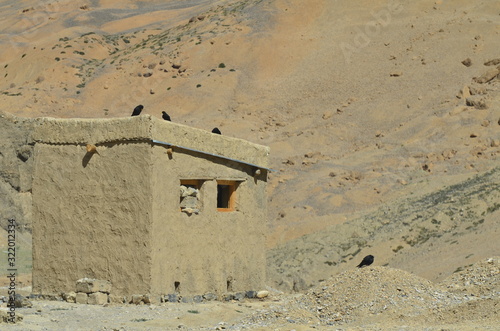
[31,115,269,299]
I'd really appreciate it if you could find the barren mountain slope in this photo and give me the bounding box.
[0,0,499,293]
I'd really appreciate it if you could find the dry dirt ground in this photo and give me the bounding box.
[0,0,499,329]
[1,257,499,330]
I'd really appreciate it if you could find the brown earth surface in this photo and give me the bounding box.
[0,0,499,329]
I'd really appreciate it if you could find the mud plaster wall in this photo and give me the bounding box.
[151,145,267,296]
[32,142,153,296]
[32,116,269,297]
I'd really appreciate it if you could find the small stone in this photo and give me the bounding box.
[233,292,245,301]
[473,67,500,84]
[75,293,88,304]
[203,293,217,301]
[322,111,333,120]
[193,295,203,303]
[422,163,433,172]
[465,96,488,109]
[130,295,143,305]
[256,290,269,298]
[76,279,111,294]
[390,71,403,77]
[490,139,500,147]
[143,72,153,78]
[245,290,257,298]
[150,89,155,94]
[14,294,32,308]
[223,293,234,301]
[461,58,472,67]
[166,294,178,302]
[484,58,500,66]
[109,294,125,304]
[142,294,151,304]
[457,86,470,99]
[63,291,76,303]
[88,292,108,305]
[181,296,193,303]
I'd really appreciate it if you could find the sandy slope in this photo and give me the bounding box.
[0,0,499,328]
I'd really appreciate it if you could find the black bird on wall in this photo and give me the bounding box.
[131,105,143,116]
[356,255,374,268]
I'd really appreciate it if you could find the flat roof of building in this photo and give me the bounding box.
[33,115,270,170]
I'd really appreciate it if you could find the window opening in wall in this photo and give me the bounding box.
[174,281,180,293]
[180,180,202,215]
[217,180,237,211]
[226,276,233,291]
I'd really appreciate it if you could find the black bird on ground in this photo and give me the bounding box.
[131,105,143,116]
[356,254,374,268]
[212,127,221,134]
[162,111,171,121]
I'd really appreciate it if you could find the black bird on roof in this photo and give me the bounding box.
[131,105,143,116]
[212,127,221,135]
[356,255,374,268]
[162,111,171,121]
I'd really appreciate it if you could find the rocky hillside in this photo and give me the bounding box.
[0,0,499,293]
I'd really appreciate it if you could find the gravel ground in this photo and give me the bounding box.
[1,257,498,330]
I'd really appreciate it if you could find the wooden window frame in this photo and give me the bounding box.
[216,180,237,212]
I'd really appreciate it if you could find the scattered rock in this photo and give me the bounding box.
[422,163,433,172]
[88,292,108,305]
[473,66,500,84]
[62,291,76,303]
[165,294,178,302]
[76,278,111,294]
[143,72,153,78]
[75,293,88,304]
[256,290,269,298]
[109,294,125,304]
[203,293,217,301]
[456,86,470,99]
[390,71,403,77]
[461,58,472,67]
[322,111,334,120]
[14,294,32,308]
[465,96,488,109]
[245,290,257,299]
[484,58,500,66]
[469,86,487,95]
[130,295,143,305]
